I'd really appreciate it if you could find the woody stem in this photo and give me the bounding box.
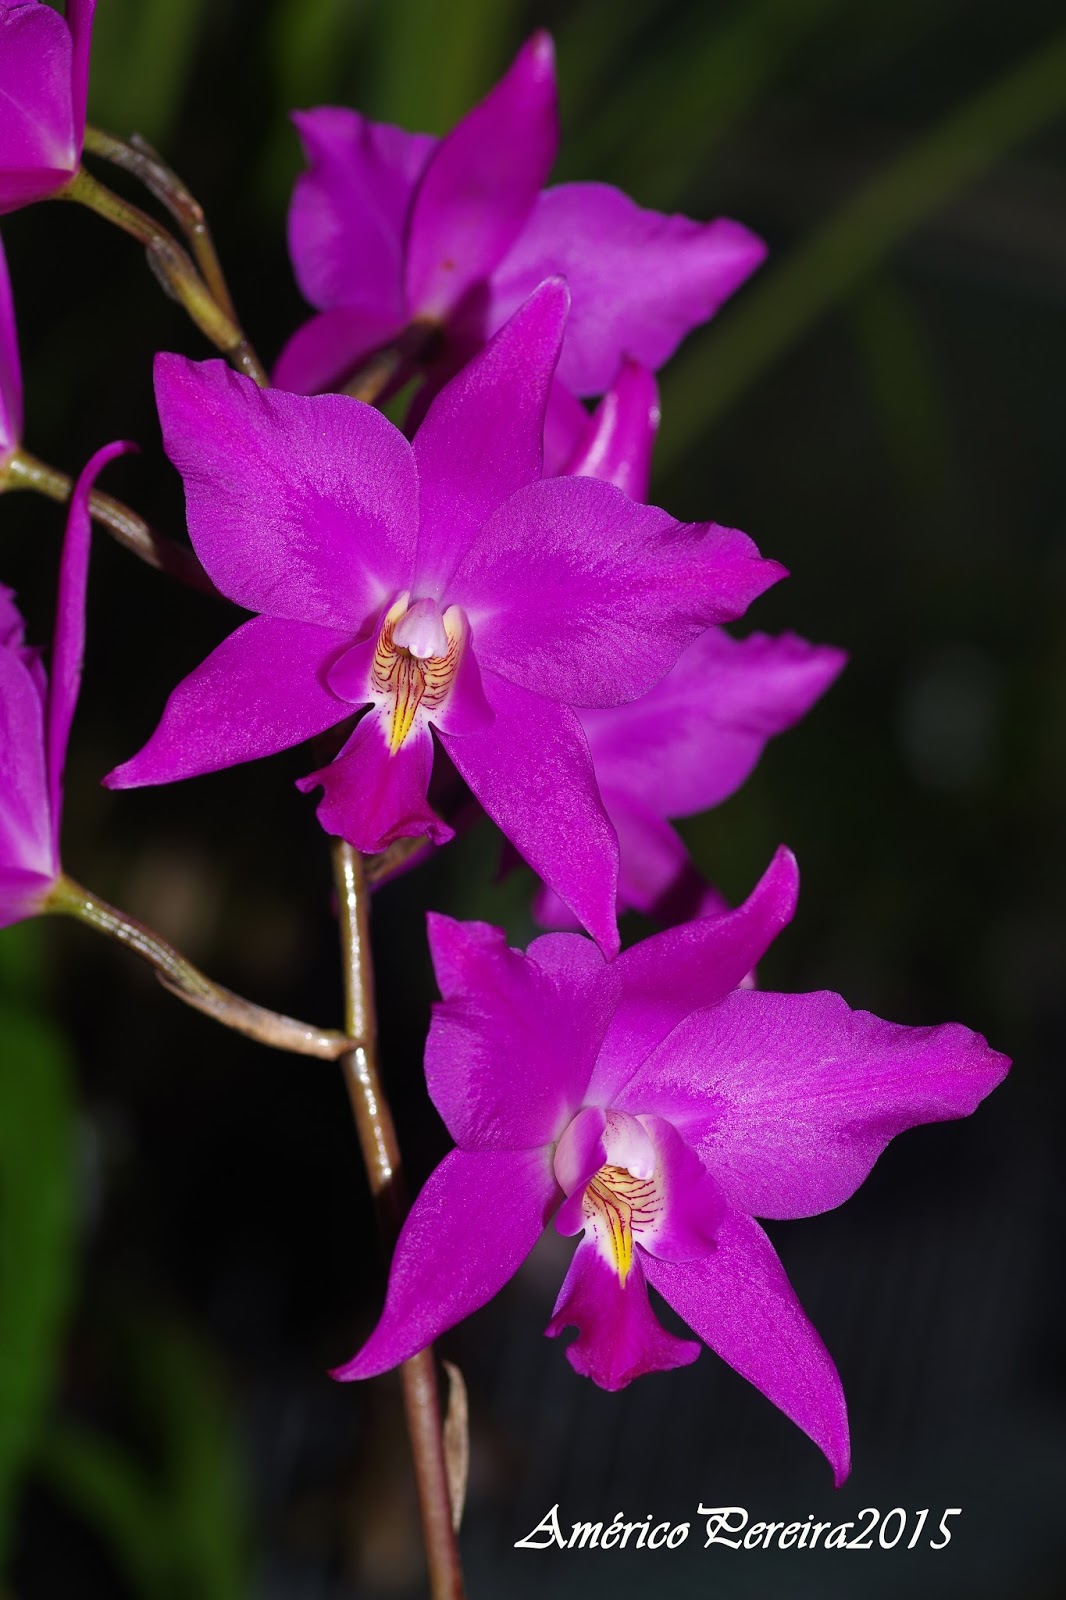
[331,841,466,1600]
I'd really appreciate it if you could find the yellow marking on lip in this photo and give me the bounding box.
[371,599,464,755]
[584,1164,658,1286]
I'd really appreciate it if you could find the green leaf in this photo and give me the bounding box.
[0,1005,77,1569]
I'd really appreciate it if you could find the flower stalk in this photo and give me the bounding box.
[3,449,214,592]
[45,875,353,1061]
[331,841,466,1600]
[83,125,240,327]
[55,166,267,387]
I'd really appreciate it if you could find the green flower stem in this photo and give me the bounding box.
[45,875,355,1062]
[3,449,215,593]
[55,167,267,388]
[340,319,441,404]
[331,841,466,1600]
[82,125,239,327]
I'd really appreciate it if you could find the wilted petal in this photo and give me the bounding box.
[297,710,450,854]
[582,630,847,819]
[272,303,405,396]
[106,616,351,788]
[0,0,80,214]
[439,669,620,956]
[48,440,131,832]
[154,354,418,628]
[488,184,766,394]
[405,32,558,320]
[412,280,567,595]
[588,846,799,1105]
[629,988,1011,1220]
[452,474,783,707]
[645,1211,850,1485]
[0,231,22,456]
[287,107,434,315]
[546,1241,700,1390]
[426,915,613,1151]
[560,360,659,502]
[335,1146,558,1379]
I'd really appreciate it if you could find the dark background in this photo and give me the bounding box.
[1,0,1064,1594]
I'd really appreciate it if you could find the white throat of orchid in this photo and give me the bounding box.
[372,593,467,754]
[554,1111,666,1287]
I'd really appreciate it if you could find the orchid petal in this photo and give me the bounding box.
[439,669,620,956]
[587,845,799,1105]
[645,1211,851,1485]
[0,231,22,455]
[0,627,52,882]
[560,360,659,502]
[546,1241,700,1390]
[48,440,131,832]
[287,107,434,316]
[626,988,1011,1220]
[0,1,79,214]
[404,32,558,320]
[154,354,418,628]
[334,1146,558,1379]
[488,184,766,394]
[452,474,784,707]
[635,1116,725,1262]
[581,630,847,818]
[272,303,405,396]
[425,915,613,1151]
[297,711,450,854]
[106,615,350,788]
[411,279,567,595]
[66,0,96,152]
[0,867,54,931]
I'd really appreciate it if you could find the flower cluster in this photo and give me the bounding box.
[0,17,1010,1493]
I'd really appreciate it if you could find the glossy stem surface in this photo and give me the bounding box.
[4,449,214,593]
[47,875,353,1060]
[331,840,466,1600]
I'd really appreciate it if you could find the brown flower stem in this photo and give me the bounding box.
[3,449,215,593]
[83,124,240,326]
[45,875,354,1061]
[54,167,267,387]
[331,840,466,1600]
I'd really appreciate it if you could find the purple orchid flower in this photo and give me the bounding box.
[0,0,96,215]
[530,358,846,927]
[335,849,1010,1483]
[274,30,766,468]
[0,232,23,470]
[106,281,783,955]
[0,439,126,926]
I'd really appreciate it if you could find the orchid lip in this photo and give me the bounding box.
[372,593,467,753]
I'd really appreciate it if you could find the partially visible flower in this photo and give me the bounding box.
[334,850,1010,1483]
[0,231,22,471]
[0,1,96,215]
[533,360,846,927]
[0,439,126,926]
[275,30,765,464]
[107,281,783,955]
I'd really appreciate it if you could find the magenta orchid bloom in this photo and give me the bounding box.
[0,232,22,471]
[532,359,846,927]
[0,439,126,926]
[275,29,766,462]
[0,0,96,215]
[335,849,1010,1483]
[106,281,783,954]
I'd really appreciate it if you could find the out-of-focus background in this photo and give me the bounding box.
[1,0,1064,1594]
